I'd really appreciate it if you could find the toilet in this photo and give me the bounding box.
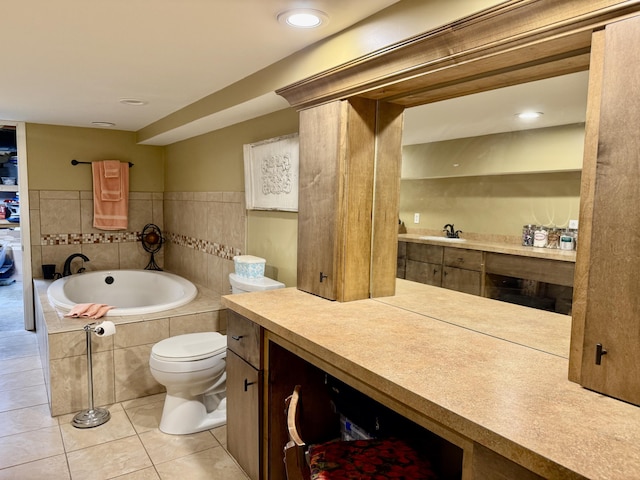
[149,332,227,435]
[229,272,285,293]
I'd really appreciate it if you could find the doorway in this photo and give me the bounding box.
[0,122,33,331]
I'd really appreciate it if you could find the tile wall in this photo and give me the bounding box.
[29,190,246,295]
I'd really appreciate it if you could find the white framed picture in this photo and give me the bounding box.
[243,133,299,212]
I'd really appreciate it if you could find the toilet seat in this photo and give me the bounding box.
[151,332,226,361]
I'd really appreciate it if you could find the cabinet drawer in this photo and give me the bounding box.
[407,242,443,264]
[227,310,262,369]
[406,260,442,287]
[443,248,483,271]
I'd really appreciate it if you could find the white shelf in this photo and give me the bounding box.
[0,185,18,192]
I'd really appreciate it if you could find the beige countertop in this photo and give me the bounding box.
[222,281,640,480]
[399,233,577,263]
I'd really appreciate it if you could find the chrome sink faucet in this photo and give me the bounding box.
[63,253,90,277]
[443,224,462,238]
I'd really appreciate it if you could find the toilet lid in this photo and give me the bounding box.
[151,332,226,361]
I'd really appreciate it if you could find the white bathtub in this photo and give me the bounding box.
[47,270,198,316]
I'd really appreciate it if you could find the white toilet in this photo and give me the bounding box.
[229,272,285,293]
[149,332,227,435]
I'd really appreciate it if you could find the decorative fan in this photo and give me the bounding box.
[140,223,164,271]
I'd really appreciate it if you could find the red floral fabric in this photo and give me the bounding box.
[308,438,437,479]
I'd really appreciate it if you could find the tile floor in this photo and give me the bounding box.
[0,281,250,479]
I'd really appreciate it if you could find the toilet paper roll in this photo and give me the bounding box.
[94,320,116,337]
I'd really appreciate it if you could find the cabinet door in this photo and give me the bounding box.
[573,15,640,405]
[442,267,481,296]
[406,260,442,287]
[227,350,261,480]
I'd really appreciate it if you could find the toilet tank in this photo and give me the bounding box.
[229,273,285,294]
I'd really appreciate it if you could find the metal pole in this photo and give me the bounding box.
[72,322,111,428]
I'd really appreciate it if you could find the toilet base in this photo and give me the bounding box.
[159,394,227,435]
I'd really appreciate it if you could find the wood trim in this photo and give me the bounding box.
[568,29,606,383]
[276,0,640,110]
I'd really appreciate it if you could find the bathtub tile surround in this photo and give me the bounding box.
[30,189,246,297]
[164,191,246,295]
[30,190,164,279]
[35,279,227,416]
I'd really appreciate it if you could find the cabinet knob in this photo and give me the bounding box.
[244,378,256,391]
[319,272,328,283]
[595,343,608,365]
[231,335,244,341]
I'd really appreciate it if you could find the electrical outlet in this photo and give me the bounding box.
[569,219,579,229]
[414,213,420,224]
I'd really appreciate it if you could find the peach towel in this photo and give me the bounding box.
[92,160,129,230]
[64,303,114,319]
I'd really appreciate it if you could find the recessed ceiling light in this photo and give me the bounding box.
[119,98,148,106]
[278,9,328,28]
[91,121,116,127]
[517,111,543,120]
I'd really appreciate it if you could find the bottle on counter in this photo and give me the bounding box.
[522,224,536,246]
[560,229,575,250]
[547,228,561,249]
[533,226,548,248]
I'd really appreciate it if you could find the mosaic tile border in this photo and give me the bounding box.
[41,232,140,245]
[166,232,242,261]
[39,231,241,261]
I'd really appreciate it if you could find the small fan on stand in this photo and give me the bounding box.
[141,223,164,271]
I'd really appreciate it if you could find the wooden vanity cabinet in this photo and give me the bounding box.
[226,311,263,480]
[297,98,404,302]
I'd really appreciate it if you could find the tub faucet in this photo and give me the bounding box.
[63,253,90,277]
[443,223,462,238]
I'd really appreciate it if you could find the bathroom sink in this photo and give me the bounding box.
[419,236,467,243]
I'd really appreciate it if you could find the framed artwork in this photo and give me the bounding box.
[243,133,299,212]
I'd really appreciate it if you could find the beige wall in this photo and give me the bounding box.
[164,109,299,288]
[400,124,584,237]
[26,123,164,191]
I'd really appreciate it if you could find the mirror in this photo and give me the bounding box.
[400,71,588,238]
[397,71,589,315]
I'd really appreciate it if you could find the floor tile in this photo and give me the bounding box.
[60,410,137,452]
[0,453,70,480]
[139,428,217,465]
[57,402,123,425]
[0,335,39,360]
[66,435,153,480]
[0,426,64,469]
[121,393,165,410]
[110,467,160,479]
[154,446,249,480]
[0,404,58,437]
[124,400,164,434]
[0,355,42,373]
[0,384,48,413]
[210,425,226,447]
[0,367,44,391]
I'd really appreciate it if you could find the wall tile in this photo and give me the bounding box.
[81,243,119,271]
[40,199,81,235]
[114,345,163,402]
[169,312,221,336]
[114,319,169,348]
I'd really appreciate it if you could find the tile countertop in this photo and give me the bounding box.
[399,233,577,262]
[222,281,640,480]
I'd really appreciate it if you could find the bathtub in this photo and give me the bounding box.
[47,270,198,316]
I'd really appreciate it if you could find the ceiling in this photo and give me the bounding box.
[1,0,399,134]
[2,1,589,148]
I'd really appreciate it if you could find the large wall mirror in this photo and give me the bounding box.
[397,70,589,315]
[400,70,589,239]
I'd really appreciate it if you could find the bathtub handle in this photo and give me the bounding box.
[244,378,256,391]
[231,335,244,341]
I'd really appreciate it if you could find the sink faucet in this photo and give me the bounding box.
[443,224,463,239]
[63,253,90,277]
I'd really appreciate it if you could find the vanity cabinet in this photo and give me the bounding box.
[226,311,262,480]
[297,98,404,302]
[570,14,640,406]
[405,242,443,286]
